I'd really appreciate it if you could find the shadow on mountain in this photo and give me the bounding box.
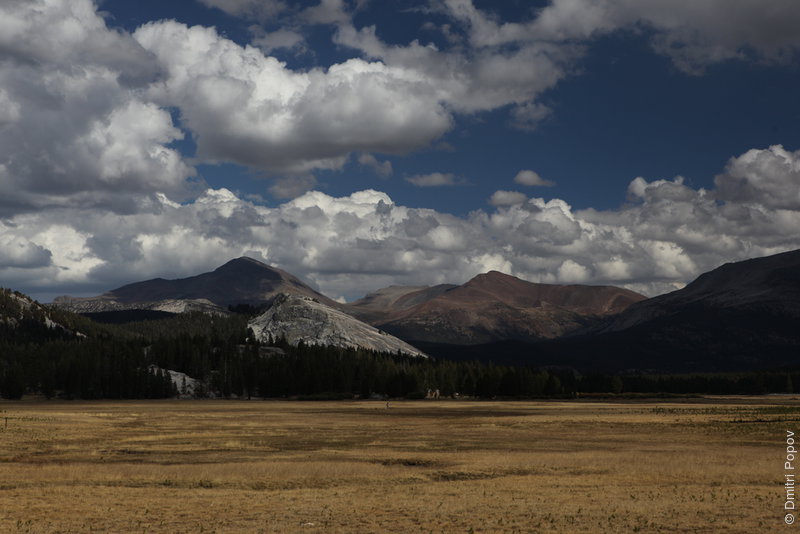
[416,305,800,373]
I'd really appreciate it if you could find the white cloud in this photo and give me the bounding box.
[334,21,577,114]
[0,0,195,216]
[250,27,307,54]
[15,0,786,213]
[406,173,461,187]
[6,0,789,217]
[0,231,52,269]
[532,0,800,73]
[358,153,393,177]
[0,0,157,91]
[557,259,590,283]
[2,0,800,303]
[301,0,351,25]
[489,190,527,206]
[515,170,555,187]
[510,102,552,131]
[435,0,800,76]
[134,21,453,175]
[714,145,800,210]
[269,174,319,199]
[6,143,800,302]
[197,0,287,21]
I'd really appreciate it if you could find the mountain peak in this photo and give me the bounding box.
[465,270,523,287]
[473,270,514,280]
[213,256,280,277]
[461,270,540,298]
[220,256,269,268]
[53,257,335,311]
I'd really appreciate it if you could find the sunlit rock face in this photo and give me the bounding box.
[248,294,426,358]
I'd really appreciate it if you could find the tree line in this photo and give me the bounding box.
[1,298,798,399]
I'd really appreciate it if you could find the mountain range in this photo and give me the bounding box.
[42,248,800,372]
[52,257,645,345]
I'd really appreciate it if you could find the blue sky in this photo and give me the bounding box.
[96,0,800,214]
[2,0,800,302]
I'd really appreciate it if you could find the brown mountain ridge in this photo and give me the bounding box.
[52,257,646,345]
[344,270,646,345]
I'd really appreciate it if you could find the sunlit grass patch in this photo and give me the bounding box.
[0,397,791,533]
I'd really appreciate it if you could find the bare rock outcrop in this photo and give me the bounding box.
[248,294,426,358]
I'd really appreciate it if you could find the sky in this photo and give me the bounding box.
[1,0,800,303]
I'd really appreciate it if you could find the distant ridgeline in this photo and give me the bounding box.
[0,287,798,400]
[3,248,800,399]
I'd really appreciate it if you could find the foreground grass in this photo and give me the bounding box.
[0,397,797,533]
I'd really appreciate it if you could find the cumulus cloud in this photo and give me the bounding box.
[532,0,800,73]
[714,145,800,210]
[12,0,786,212]
[3,0,800,303]
[5,144,800,301]
[134,21,453,175]
[435,0,800,76]
[515,170,555,187]
[0,0,576,211]
[334,20,576,115]
[0,0,157,84]
[0,231,52,269]
[406,173,462,187]
[6,0,789,216]
[0,0,196,216]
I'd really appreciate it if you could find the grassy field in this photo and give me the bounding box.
[0,397,797,533]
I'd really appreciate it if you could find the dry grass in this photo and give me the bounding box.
[0,397,797,533]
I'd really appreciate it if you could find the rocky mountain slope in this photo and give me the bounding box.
[349,271,646,345]
[248,294,427,357]
[53,257,336,313]
[597,248,800,333]
[2,288,62,329]
[537,248,800,371]
[1,287,92,339]
[51,296,226,315]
